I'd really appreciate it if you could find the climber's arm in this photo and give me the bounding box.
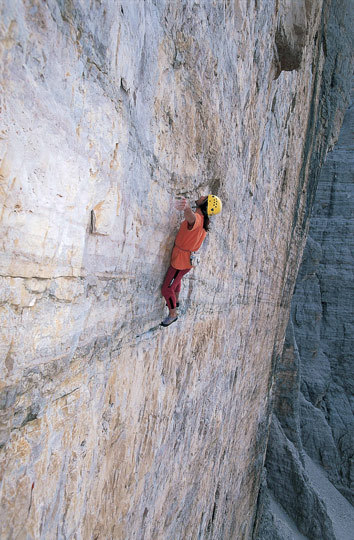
[175,197,196,226]
[183,203,196,227]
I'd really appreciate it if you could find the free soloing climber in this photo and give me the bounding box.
[160,194,222,327]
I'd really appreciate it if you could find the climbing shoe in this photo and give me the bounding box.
[160,315,178,327]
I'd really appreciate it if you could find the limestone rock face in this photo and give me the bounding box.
[0,1,351,539]
[256,83,354,539]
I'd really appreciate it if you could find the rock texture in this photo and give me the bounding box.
[255,81,354,540]
[0,1,352,539]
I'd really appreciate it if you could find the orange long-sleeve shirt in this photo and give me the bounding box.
[170,213,206,270]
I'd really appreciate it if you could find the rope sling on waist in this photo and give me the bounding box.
[174,243,192,253]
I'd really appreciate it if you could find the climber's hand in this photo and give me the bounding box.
[175,197,188,211]
[175,197,196,227]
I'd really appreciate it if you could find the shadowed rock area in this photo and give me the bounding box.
[274,0,308,76]
[0,1,352,538]
[255,82,354,540]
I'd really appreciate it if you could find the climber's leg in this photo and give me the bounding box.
[168,267,190,315]
[161,266,190,320]
[175,281,182,307]
[161,266,178,313]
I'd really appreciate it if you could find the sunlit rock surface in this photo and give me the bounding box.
[0,1,351,538]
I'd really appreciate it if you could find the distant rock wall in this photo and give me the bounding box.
[0,1,351,538]
[255,69,353,540]
[296,88,354,505]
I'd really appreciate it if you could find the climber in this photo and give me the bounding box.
[160,194,222,327]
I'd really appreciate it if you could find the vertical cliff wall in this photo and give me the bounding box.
[298,87,354,507]
[255,84,354,540]
[0,1,351,538]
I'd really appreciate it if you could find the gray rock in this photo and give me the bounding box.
[275,0,308,75]
[264,416,336,539]
[256,67,354,540]
[0,0,352,538]
[295,82,354,504]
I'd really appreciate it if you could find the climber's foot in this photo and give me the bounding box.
[160,315,178,327]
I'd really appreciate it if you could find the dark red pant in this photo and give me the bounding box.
[161,266,191,310]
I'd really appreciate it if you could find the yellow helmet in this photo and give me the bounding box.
[207,194,222,216]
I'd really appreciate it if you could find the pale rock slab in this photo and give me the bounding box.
[0,1,352,539]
